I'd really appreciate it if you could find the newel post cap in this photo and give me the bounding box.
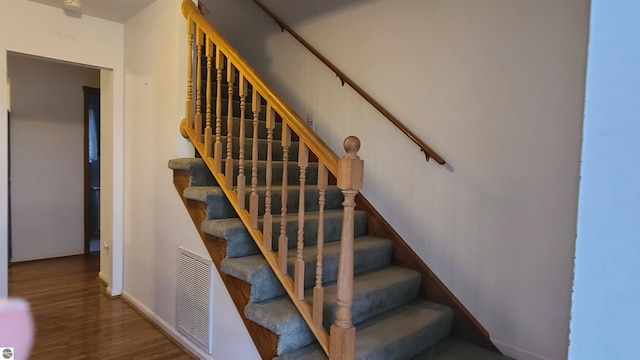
[337,136,364,191]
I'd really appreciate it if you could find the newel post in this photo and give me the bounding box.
[330,136,363,360]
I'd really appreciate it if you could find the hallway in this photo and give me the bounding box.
[8,255,193,359]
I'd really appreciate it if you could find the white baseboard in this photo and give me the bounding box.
[98,272,115,297]
[121,291,213,360]
[493,339,555,360]
[98,271,108,284]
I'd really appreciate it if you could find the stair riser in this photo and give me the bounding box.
[223,160,320,187]
[203,208,365,258]
[218,136,300,162]
[217,117,284,140]
[358,323,451,360]
[200,98,268,120]
[199,85,261,109]
[355,303,453,360]
[196,113,282,140]
[194,185,344,221]
[320,272,421,330]
[243,186,344,218]
[189,185,345,222]
[290,240,394,297]
[262,211,368,251]
[183,160,321,188]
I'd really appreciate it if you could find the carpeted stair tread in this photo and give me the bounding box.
[202,209,368,252]
[292,237,393,296]
[246,267,423,357]
[168,158,215,186]
[273,301,453,360]
[168,158,201,171]
[272,343,325,360]
[201,209,367,259]
[247,185,345,216]
[194,115,284,139]
[183,186,221,201]
[174,158,320,188]
[183,186,236,219]
[261,210,368,250]
[410,338,514,360]
[219,135,300,161]
[353,300,453,360]
[244,268,423,356]
[201,217,259,258]
[222,159,320,187]
[221,255,285,302]
[318,266,421,329]
[184,184,344,220]
[219,116,283,139]
[245,297,316,355]
[221,236,393,302]
[202,98,268,119]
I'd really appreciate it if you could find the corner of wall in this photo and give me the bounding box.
[0,48,8,297]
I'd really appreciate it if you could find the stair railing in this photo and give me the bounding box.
[250,0,446,165]
[181,1,360,358]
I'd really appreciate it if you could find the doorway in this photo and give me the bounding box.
[84,87,101,254]
[8,53,100,262]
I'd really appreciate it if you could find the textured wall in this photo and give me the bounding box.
[201,0,590,358]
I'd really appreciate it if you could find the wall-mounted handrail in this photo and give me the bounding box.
[251,0,446,165]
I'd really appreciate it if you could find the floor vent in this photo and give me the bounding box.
[176,247,213,354]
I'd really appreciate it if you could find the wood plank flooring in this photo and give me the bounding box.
[8,254,194,360]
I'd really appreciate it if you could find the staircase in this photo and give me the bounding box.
[170,1,513,359]
[170,152,510,360]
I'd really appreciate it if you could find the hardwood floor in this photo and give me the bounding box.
[8,254,194,360]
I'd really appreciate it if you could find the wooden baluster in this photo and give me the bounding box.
[204,39,213,157]
[278,124,291,274]
[225,64,235,188]
[313,162,328,327]
[295,142,308,299]
[237,76,248,209]
[330,136,363,360]
[263,105,276,250]
[249,89,262,228]
[194,27,203,143]
[185,18,193,129]
[214,49,223,171]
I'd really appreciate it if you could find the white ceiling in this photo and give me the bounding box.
[28,0,157,24]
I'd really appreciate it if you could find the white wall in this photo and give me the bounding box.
[201,1,591,359]
[569,1,640,358]
[8,54,99,262]
[122,1,258,358]
[0,0,124,296]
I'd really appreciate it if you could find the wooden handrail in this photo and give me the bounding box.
[183,0,340,175]
[250,0,446,165]
[183,1,358,356]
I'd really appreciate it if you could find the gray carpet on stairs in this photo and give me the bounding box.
[169,109,511,359]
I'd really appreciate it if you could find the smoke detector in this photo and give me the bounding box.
[62,0,82,12]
